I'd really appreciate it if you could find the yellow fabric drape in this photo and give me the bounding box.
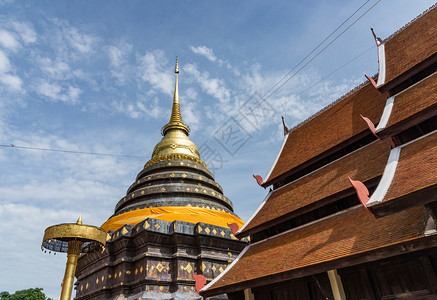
[101,206,244,232]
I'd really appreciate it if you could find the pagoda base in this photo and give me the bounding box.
[75,218,247,300]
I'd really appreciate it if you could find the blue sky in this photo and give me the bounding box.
[0,0,434,298]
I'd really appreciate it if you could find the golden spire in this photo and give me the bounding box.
[162,57,190,136]
[147,57,203,166]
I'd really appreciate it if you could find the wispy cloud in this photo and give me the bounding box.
[0,29,20,51]
[0,73,22,91]
[112,95,164,120]
[45,19,98,61]
[36,81,62,99]
[0,49,11,73]
[136,97,163,119]
[38,57,71,79]
[0,49,23,92]
[65,26,96,54]
[108,42,132,68]
[11,21,37,44]
[138,50,172,96]
[190,45,217,62]
[183,63,230,103]
[190,45,238,75]
[107,41,133,84]
[35,81,81,103]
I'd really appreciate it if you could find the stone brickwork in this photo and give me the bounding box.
[75,218,247,299]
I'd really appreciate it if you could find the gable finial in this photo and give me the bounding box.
[281,116,289,136]
[371,28,383,46]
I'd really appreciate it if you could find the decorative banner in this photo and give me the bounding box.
[101,206,244,232]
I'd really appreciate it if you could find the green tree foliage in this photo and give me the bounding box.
[0,288,52,300]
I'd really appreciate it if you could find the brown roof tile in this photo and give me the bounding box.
[265,82,386,185]
[382,6,437,86]
[242,139,392,236]
[204,206,429,295]
[377,72,437,138]
[382,131,437,204]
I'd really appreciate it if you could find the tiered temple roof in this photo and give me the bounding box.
[202,5,437,299]
[202,206,432,295]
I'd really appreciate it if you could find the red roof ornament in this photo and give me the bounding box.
[227,222,239,237]
[253,175,265,188]
[192,273,207,294]
[360,114,380,140]
[365,74,378,89]
[348,177,373,214]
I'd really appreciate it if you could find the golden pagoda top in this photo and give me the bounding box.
[161,57,190,136]
[146,58,204,167]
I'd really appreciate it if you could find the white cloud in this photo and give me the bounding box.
[108,46,124,67]
[35,81,81,103]
[112,96,164,120]
[67,85,81,101]
[38,57,71,79]
[190,45,217,62]
[108,42,132,68]
[36,81,62,99]
[181,102,200,131]
[65,26,96,54]
[136,99,162,119]
[183,63,230,103]
[0,49,11,73]
[107,42,133,84]
[189,45,241,75]
[0,50,23,92]
[184,87,198,100]
[11,21,37,43]
[0,29,20,51]
[0,73,23,91]
[138,50,173,96]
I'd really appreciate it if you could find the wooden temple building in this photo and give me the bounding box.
[74,60,247,300]
[202,5,437,300]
